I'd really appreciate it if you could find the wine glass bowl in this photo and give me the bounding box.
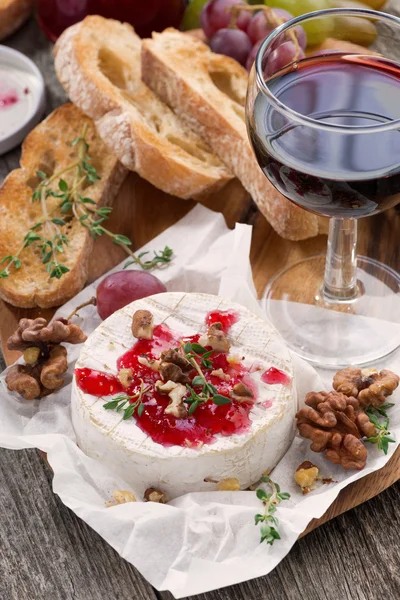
[246,9,400,367]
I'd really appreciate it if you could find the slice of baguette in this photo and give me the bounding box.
[142,29,328,241]
[0,103,126,309]
[0,0,34,41]
[53,16,232,200]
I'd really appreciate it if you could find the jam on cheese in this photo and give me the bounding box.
[75,310,288,448]
[261,367,291,386]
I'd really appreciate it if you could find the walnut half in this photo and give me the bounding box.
[296,391,376,470]
[333,367,399,408]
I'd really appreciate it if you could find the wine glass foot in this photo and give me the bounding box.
[263,254,400,368]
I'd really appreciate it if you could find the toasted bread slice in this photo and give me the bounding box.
[53,16,232,200]
[0,0,34,41]
[0,103,126,308]
[142,29,328,240]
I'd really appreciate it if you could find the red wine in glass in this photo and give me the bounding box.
[37,0,186,41]
[248,53,400,219]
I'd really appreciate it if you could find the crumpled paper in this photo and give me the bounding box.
[0,204,399,598]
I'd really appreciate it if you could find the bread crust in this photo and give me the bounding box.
[54,17,232,200]
[142,29,328,240]
[0,104,126,308]
[0,0,34,41]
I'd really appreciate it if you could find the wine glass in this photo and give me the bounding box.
[246,8,400,368]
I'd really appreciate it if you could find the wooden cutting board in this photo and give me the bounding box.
[0,170,399,536]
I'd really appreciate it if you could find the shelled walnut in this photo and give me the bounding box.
[5,317,86,400]
[333,367,399,408]
[131,310,154,340]
[198,322,230,353]
[296,391,376,470]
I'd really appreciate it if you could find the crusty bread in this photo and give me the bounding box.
[142,29,328,240]
[53,16,232,200]
[0,0,34,41]
[0,103,126,309]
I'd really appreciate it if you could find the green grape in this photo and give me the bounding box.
[182,0,209,30]
[265,0,334,46]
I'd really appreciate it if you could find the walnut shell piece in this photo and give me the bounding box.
[131,310,154,340]
[296,390,376,470]
[333,367,399,408]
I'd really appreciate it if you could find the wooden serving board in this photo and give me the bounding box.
[1,171,400,535]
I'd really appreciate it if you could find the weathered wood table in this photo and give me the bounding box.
[1,14,400,600]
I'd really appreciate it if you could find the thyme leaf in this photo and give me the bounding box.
[255,476,290,545]
[0,126,174,281]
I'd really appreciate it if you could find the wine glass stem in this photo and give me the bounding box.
[322,217,358,301]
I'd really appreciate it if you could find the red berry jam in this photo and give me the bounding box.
[261,367,291,386]
[75,368,122,396]
[75,316,260,448]
[205,310,239,333]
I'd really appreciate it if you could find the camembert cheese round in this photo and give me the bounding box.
[72,292,296,499]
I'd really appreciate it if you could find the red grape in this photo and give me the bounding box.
[273,9,307,50]
[200,0,248,39]
[246,39,263,72]
[273,8,293,22]
[247,12,273,45]
[236,10,251,33]
[209,28,252,66]
[265,41,305,77]
[96,271,166,320]
[293,26,307,50]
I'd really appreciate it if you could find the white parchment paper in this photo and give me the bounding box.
[0,205,399,598]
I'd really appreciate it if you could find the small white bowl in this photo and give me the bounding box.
[0,45,45,155]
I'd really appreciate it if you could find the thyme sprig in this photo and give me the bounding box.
[254,476,290,545]
[365,406,396,455]
[180,341,231,414]
[103,380,150,420]
[0,125,174,280]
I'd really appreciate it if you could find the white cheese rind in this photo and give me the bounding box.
[72,292,296,499]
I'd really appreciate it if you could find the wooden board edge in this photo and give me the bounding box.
[300,446,400,537]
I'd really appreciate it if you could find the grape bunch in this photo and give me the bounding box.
[200,0,307,72]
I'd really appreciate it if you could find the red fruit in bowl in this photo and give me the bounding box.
[209,28,252,66]
[96,270,166,320]
[201,0,248,39]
